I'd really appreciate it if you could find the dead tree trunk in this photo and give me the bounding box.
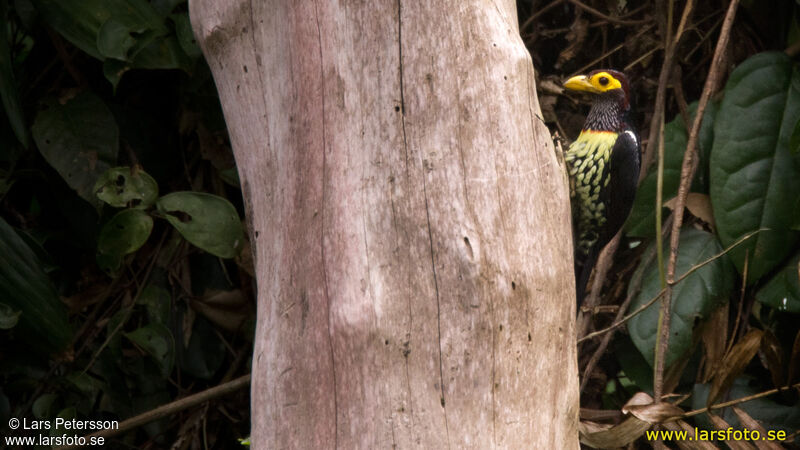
[190,0,577,448]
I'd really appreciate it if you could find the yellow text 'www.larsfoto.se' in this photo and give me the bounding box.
[646,427,787,443]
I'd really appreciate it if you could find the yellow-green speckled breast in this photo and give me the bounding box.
[565,130,619,256]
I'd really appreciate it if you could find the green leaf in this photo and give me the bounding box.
[29,0,110,59]
[97,18,137,60]
[136,284,171,325]
[0,302,21,329]
[710,52,800,283]
[102,59,131,91]
[129,35,192,72]
[755,251,800,313]
[157,192,244,258]
[790,119,800,154]
[0,216,72,354]
[32,393,58,419]
[30,0,167,60]
[152,0,186,16]
[32,92,119,207]
[172,13,201,60]
[124,323,174,377]
[94,167,159,209]
[628,229,734,366]
[96,208,153,273]
[0,1,29,147]
[32,0,189,86]
[627,102,717,237]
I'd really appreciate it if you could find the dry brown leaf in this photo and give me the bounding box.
[624,391,654,407]
[707,414,757,450]
[732,407,784,450]
[664,193,716,231]
[759,330,784,389]
[787,328,800,388]
[701,304,729,383]
[622,401,684,424]
[663,420,721,450]
[190,288,252,332]
[708,329,764,406]
[579,416,651,448]
[621,392,684,424]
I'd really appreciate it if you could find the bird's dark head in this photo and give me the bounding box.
[563,69,633,131]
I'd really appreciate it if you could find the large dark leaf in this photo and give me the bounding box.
[31,0,192,87]
[628,229,734,366]
[0,1,28,147]
[710,52,800,283]
[627,102,717,237]
[31,92,118,207]
[30,0,166,60]
[0,217,71,354]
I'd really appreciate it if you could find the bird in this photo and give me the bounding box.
[562,69,641,307]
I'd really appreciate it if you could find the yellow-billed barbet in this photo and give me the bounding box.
[563,69,640,306]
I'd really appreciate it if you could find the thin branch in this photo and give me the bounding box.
[58,375,252,449]
[565,0,649,26]
[521,0,564,33]
[640,0,695,181]
[578,234,620,338]
[654,0,740,404]
[681,381,800,419]
[573,24,656,76]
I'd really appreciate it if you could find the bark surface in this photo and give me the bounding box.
[190,1,577,447]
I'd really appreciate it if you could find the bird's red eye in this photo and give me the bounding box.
[598,76,609,86]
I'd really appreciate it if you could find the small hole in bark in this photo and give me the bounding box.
[511,281,516,290]
[255,231,260,238]
[440,397,445,407]
[394,106,400,112]
[243,65,248,73]
[498,324,503,331]
[385,339,389,345]
[463,236,473,259]
[528,332,532,341]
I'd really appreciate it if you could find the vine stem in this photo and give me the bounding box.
[653,0,740,407]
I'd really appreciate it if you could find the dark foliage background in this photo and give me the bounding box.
[0,0,797,448]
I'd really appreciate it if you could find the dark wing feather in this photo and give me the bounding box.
[598,129,640,250]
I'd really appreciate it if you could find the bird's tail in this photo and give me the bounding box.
[575,248,599,308]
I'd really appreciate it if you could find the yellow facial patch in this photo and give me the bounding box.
[563,71,623,94]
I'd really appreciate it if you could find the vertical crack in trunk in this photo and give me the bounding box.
[395,0,418,439]
[313,1,339,447]
[397,1,450,445]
